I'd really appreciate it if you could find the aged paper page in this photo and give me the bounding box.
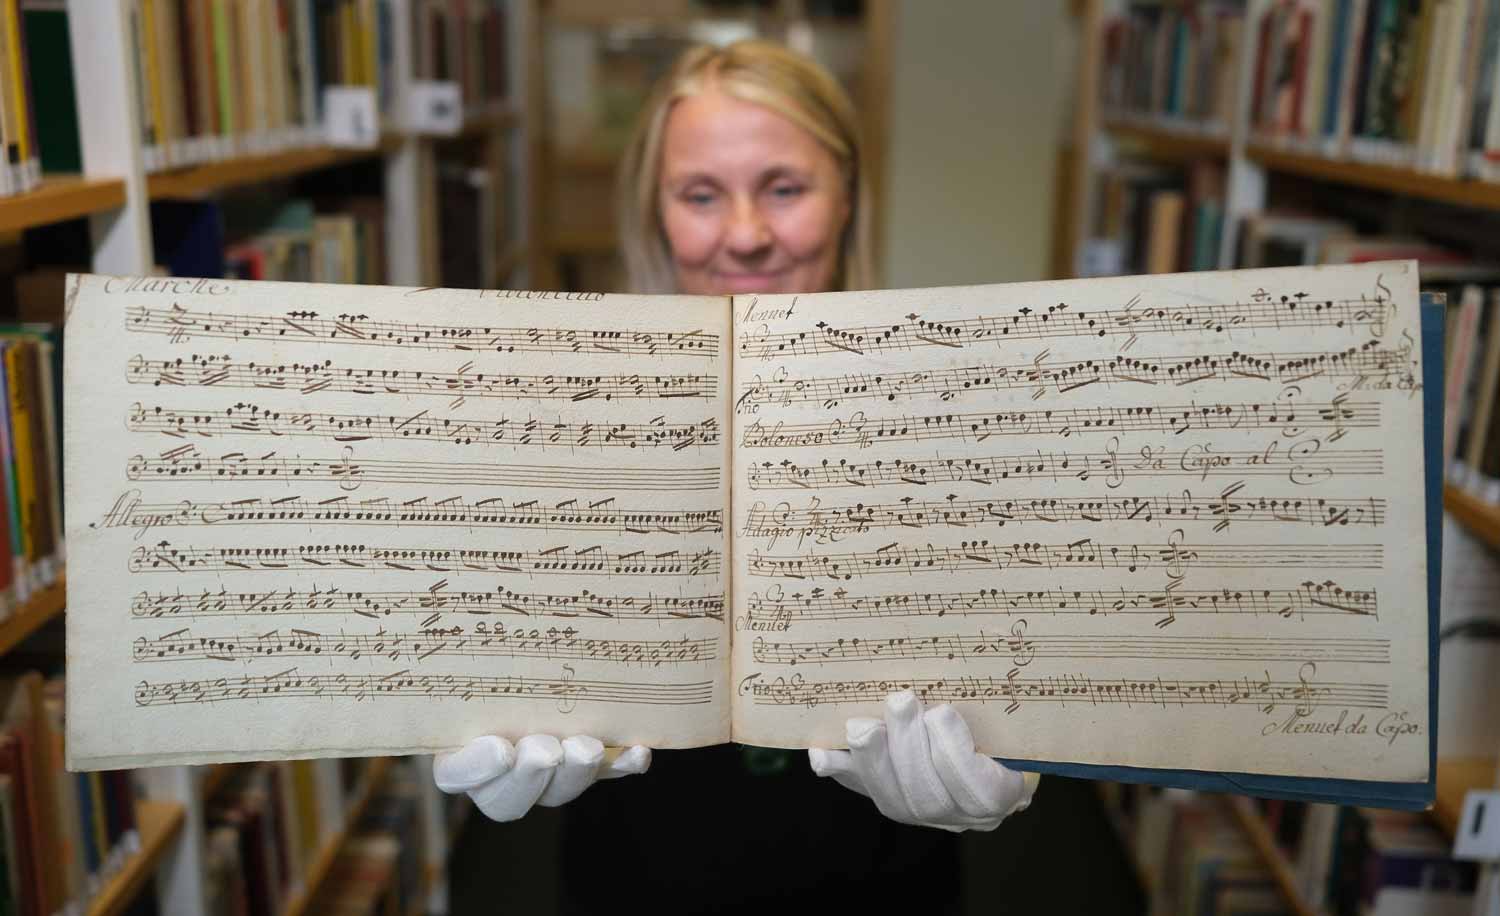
[730,261,1428,781]
[66,275,732,769]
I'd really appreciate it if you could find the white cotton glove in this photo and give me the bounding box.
[808,690,1040,833]
[432,734,651,822]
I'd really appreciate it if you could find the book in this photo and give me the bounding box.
[61,262,1439,807]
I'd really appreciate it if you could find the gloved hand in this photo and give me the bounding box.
[808,690,1039,832]
[433,734,651,822]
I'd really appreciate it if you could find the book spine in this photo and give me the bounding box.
[4,347,36,585]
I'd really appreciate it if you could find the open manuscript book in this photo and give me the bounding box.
[63,262,1439,806]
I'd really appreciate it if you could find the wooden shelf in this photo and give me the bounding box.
[282,757,394,916]
[1444,484,1500,551]
[1103,119,1230,161]
[1433,757,1497,837]
[462,106,520,136]
[0,575,66,656]
[1248,143,1500,212]
[0,177,126,233]
[86,800,186,916]
[1224,796,1323,916]
[147,136,403,199]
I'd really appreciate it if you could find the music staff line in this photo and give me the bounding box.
[134,670,718,707]
[738,293,1390,361]
[131,584,726,622]
[126,303,721,358]
[133,627,718,667]
[129,447,722,492]
[739,670,1389,712]
[744,580,1378,623]
[735,341,1410,412]
[128,402,720,451]
[128,353,718,402]
[740,490,1384,545]
[744,447,1385,491]
[750,633,1390,666]
[746,540,1383,581]
[739,399,1374,449]
[98,489,723,536]
[131,542,722,578]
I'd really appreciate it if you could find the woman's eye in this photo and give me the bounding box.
[682,189,717,206]
[769,184,806,200]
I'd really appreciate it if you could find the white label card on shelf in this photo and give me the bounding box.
[405,81,463,136]
[1454,790,1500,861]
[323,86,380,149]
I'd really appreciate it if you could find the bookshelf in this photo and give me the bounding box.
[1247,143,1500,214]
[87,800,187,916]
[1104,119,1231,161]
[0,178,127,234]
[1,2,548,914]
[1062,2,1500,912]
[1224,797,1323,916]
[0,577,65,656]
[145,136,407,200]
[282,758,395,916]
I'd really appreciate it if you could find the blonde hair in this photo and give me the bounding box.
[616,40,873,294]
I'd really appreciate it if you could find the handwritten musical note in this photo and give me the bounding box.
[134,669,719,707]
[737,295,1387,361]
[127,447,721,491]
[130,583,726,622]
[127,352,717,402]
[133,626,718,667]
[127,401,722,450]
[734,342,1411,411]
[129,541,724,577]
[127,303,721,358]
[742,580,1378,623]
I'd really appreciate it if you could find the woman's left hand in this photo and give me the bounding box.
[808,690,1039,832]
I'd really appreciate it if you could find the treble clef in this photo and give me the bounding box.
[557,664,579,715]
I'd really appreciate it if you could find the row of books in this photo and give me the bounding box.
[203,757,386,916]
[303,763,432,916]
[124,0,392,172]
[1101,785,1479,915]
[0,2,41,197]
[8,0,516,190]
[1104,0,1500,179]
[0,326,60,620]
[1100,1,1246,136]
[1100,785,1285,916]
[1442,281,1500,493]
[1246,0,1500,177]
[409,0,511,114]
[1086,159,1227,275]
[150,195,388,286]
[0,673,143,916]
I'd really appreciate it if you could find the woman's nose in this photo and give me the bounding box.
[725,199,773,256]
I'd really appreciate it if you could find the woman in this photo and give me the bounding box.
[434,40,1037,910]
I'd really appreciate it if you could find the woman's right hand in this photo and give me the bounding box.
[433,734,651,822]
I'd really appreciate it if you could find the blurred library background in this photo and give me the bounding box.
[0,0,1495,914]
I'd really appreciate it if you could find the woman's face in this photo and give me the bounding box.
[657,87,850,296]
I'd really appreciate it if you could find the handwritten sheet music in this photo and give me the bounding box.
[730,261,1429,781]
[65,276,732,768]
